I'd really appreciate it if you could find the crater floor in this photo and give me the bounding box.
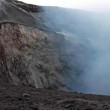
[0,84,110,110]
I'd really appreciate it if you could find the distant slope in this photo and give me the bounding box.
[0,0,37,27]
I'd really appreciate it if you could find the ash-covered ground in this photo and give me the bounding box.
[0,84,110,110]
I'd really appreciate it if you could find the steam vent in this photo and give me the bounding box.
[0,0,110,110]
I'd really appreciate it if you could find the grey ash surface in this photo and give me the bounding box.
[0,84,110,110]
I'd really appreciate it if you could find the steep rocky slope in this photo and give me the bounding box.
[0,0,37,27]
[0,23,65,89]
[0,0,89,91]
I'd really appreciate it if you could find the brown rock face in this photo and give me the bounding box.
[0,22,87,91]
[0,23,66,90]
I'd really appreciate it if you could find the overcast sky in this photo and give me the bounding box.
[19,0,110,12]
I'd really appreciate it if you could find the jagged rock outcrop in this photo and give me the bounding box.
[0,23,66,90]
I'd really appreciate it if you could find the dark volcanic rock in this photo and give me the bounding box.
[0,85,110,110]
[0,23,66,90]
[0,0,37,27]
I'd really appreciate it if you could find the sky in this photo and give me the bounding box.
[19,0,110,12]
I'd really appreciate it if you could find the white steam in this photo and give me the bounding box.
[42,7,110,95]
[18,0,110,95]
[19,0,110,12]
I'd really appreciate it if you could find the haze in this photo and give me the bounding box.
[16,0,110,95]
[19,0,110,12]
